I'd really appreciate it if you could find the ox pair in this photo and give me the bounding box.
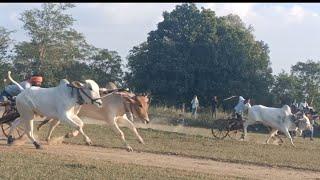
[6,71,103,149]
[242,104,312,146]
[37,90,150,152]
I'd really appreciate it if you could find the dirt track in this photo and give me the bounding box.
[1,140,320,180]
[1,116,320,179]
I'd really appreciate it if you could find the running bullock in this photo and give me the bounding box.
[37,90,150,152]
[243,104,312,146]
[7,72,103,149]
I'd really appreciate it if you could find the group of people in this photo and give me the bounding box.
[190,95,249,121]
[0,73,43,104]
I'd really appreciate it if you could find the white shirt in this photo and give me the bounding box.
[191,97,199,109]
[234,96,245,114]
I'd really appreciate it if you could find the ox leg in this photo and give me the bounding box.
[310,126,314,141]
[7,118,22,144]
[24,119,41,149]
[46,119,60,142]
[125,112,134,122]
[37,117,52,131]
[266,129,278,144]
[62,115,91,145]
[242,122,249,140]
[121,116,145,144]
[112,118,133,152]
[283,129,295,147]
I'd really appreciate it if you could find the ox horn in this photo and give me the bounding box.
[71,81,84,88]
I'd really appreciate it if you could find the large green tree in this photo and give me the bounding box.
[126,3,273,107]
[0,26,14,89]
[271,71,301,107]
[0,26,14,61]
[13,3,92,86]
[13,3,123,87]
[291,60,320,108]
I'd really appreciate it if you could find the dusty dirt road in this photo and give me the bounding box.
[1,115,320,179]
[1,140,320,180]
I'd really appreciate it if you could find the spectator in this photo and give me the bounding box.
[191,95,199,119]
[211,96,218,119]
[299,99,309,112]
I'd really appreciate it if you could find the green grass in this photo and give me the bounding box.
[34,123,320,172]
[0,149,230,180]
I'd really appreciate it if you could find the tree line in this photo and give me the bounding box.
[0,3,319,110]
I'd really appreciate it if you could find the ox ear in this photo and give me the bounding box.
[72,81,84,88]
[123,96,136,104]
[99,88,108,94]
[124,96,143,108]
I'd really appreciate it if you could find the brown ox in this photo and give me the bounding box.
[37,90,150,151]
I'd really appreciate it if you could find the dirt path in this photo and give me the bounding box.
[1,140,320,179]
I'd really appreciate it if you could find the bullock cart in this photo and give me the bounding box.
[0,97,24,139]
[211,115,244,140]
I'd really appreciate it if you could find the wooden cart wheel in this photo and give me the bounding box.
[1,122,25,140]
[211,119,229,139]
[227,118,244,140]
[1,110,25,140]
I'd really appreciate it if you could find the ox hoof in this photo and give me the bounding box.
[7,135,14,145]
[64,133,72,138]
[126,146,133,152]
[33,142,42,149]
[85,140,92,146]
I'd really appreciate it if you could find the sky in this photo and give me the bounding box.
[0,3,319,75]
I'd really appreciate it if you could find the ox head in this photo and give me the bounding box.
[291,112,312,133]
[243,100,251,114]
[124,94,150,124]
[72,80,103,108]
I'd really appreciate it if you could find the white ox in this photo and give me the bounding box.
[7,73,103,149]
[37,91,150,152]
[243,104,312,146]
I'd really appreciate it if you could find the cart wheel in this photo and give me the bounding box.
[1,110,24,140]
[211,119,228,139]
[228,129,244,140]
[227,119,244,140]
[1,121,25,140]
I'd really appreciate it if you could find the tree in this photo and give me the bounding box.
[0,26,14,89]
[0,26,14,61]
[271,71,301,107]
[291,60,320,108]
[14,3,92,87]
[126,3,273,107]
[90,49,124,86]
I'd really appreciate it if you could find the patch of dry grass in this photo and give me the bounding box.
[33,122,320,172]
[0,146,232,180]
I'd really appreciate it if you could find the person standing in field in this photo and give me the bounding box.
[211,96,218,119]
[191,95,199,119]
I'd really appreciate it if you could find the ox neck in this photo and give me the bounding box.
[66,84,85,105]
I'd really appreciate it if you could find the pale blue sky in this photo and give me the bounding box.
[1,3,319,74]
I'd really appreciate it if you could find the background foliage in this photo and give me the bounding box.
[0,3,319,110]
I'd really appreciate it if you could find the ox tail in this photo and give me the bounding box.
[7,71,25,91]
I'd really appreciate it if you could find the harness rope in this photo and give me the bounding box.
[66,84,102,105]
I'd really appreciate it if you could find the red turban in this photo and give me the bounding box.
[30,76,43,83]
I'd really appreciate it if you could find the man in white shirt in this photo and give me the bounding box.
[0,74,43,103]
[299,99,309,112]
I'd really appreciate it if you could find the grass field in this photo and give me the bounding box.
[1,149,230,180]
[1,106,320,179]
[32,122,320,172]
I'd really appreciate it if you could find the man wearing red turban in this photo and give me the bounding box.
[0,73,43,103]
